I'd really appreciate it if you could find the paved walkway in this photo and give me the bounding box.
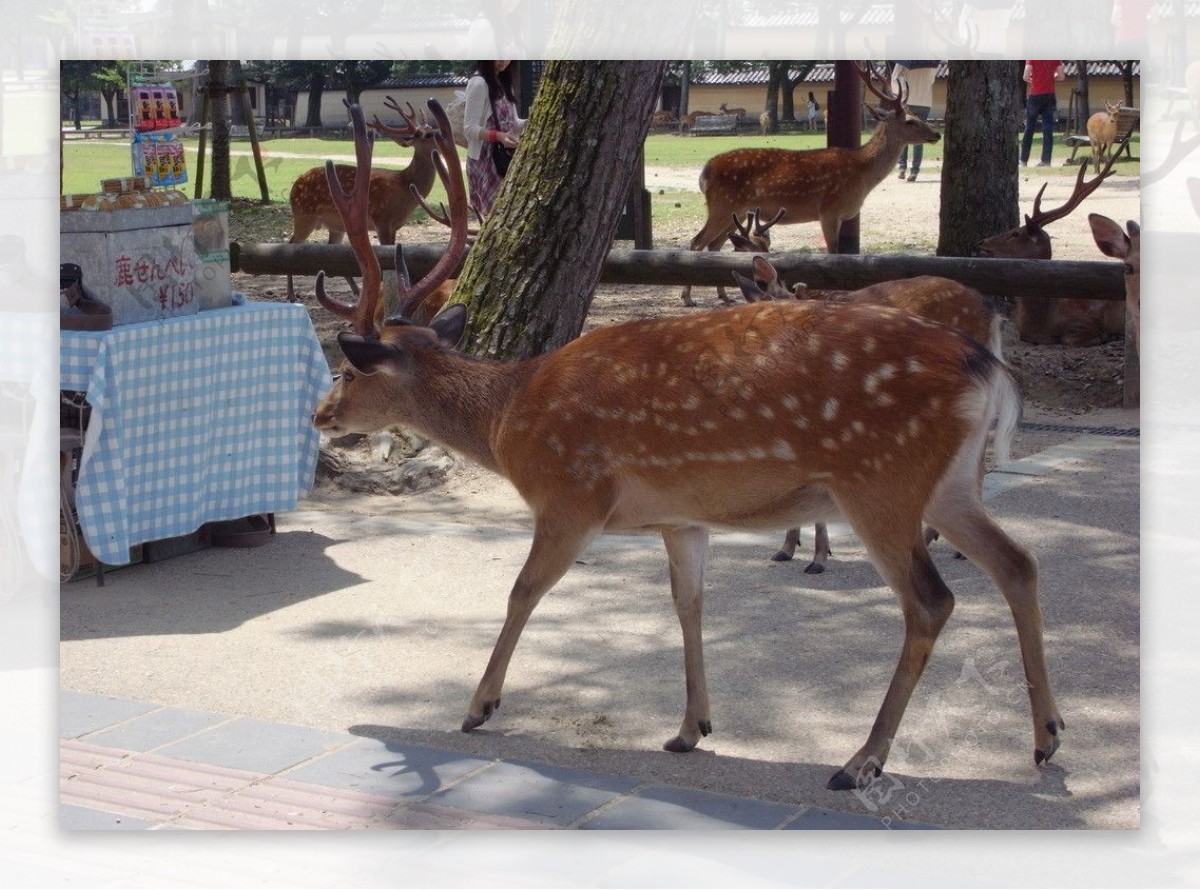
[59,690,932,830]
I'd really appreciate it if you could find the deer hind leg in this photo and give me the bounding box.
[661,525,714,752]
[285,215,319,302]
[461,515,599,733]
[924,478,1064,768]
[805,523,832,574]
[826,497,955,790]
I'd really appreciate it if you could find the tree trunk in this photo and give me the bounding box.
[1075,60,1090,132]
[938,61,1023,257]
[451,60,667,360]
[304,70,325,128]
[763,63,785,132]
[208,60,232,201]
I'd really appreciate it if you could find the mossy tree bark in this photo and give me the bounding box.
[937,61,1024,257]
[450,60,668,360]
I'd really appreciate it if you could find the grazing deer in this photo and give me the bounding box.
[312,100,1062,790]
[679,110,714,131]
[651,109,679,126]
[734,256,1002,573]
[1088,214,1140,353]
[680,62,941,307]
[1085,100,1122,174]
[977,153,1125,346]
[286,98,440,301]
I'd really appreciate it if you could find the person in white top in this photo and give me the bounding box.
[890,61,939,182]
[463,60,527,218]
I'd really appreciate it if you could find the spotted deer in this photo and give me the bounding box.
[734,256,1003,573]
[312,100,1062,790]
[718,102,747,122]
[680,62,941,306]
[1085,100,1122,174]
[977,152,1125,346]
[285,98,441,301]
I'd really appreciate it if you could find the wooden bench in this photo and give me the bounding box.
[1065,106,1138,164]
[688,114,740,136]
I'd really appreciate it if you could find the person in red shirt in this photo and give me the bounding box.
[1021,60,1065,167]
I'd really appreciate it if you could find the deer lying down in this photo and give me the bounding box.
[733,256,1003,573]
[313,99,1063,791]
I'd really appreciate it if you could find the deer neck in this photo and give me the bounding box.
[400,139,438,193]
[395,349,537,475]
[855,123,905,185]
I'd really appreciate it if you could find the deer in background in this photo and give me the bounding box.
[718,102,747,122]
[311,99,1063,790]
[680,62,941,306]
[976,151,1124,346]
[286,98,441,302]
[1085,100,1122,174]
[733,255,1003,573]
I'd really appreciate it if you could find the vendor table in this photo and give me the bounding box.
[60,302,332,566]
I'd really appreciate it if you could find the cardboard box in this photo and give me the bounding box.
[60,204,200,326]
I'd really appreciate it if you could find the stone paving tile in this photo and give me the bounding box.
[381,801,552,830]
[578,784,802,830]
[154,717,352,775]
[285,738,492,799]
[84,707,228,752]
[428,759,641,827]
[60,803,159,830]
[59,690,157,739]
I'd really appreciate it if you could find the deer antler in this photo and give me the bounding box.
[407,152,481,238]
[368,97,431,145]
[1026,141,1124,232]
[854,61,906,112]
[315,101,384,337]
[753,207,787,238]
[391,98,470,321]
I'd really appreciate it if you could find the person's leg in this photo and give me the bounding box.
[1039,95,1056,165]
[908,105,931,179]
[1020,98,1038,165]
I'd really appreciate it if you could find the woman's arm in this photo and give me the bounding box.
[463,75,494,159]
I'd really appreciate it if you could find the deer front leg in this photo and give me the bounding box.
[661,525,713,752]
[771,527,801,562]
[462,516,598,733]
[826,508,954,790]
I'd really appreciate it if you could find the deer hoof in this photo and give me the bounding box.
[803,562,826,575]
[770,550,794,562]
[1034,736,1061,766]
[699,720,713,737]
[663,735,697,753]
[826,761,883,791]
[461,698,500,732]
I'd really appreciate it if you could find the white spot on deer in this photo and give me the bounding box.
[874,393,895,408]
[821,437,838,450]
[758,405,775,420]
[793,415,810,430]
[852,420,865,435]
[702,419,719,431]
[780,394,799,412]
[862,336,877,353]
[906,357,925,375]
[822,398,839,421]
[546,435,565,456]
[831,351,849,371]
[681,394,701,411]
[730,407,747,421]
[771,438,796,461]
[748,446,767,460]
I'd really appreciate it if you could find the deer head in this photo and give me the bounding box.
[977,149,1123,260]
[728,208,787,253]
[1088,214,1140,351]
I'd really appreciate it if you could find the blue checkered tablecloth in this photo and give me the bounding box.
[60,302,332,566]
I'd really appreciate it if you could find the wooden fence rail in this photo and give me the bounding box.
[231,242,1127,302]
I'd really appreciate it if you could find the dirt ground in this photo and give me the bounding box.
[228,159,1141,496]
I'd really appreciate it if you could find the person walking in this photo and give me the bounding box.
[890,61,938,182]
[1021,60,1065,167]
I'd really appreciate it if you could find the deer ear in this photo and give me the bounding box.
[732,270,767,303]
[865,103,888,121]
[728,232,755,251]
[429,302,468,347]
[1088,213,1130,259]
[750,254,779,284]
[337,332,402,376]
